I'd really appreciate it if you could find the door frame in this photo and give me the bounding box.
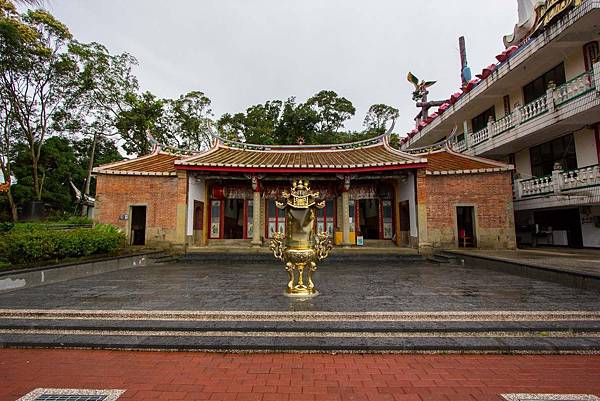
[454,204,479,248]
[128,204,148,246]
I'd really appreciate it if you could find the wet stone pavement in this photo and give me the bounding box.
[0,261,599,311]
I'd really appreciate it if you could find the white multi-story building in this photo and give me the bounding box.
[402,0,600,248]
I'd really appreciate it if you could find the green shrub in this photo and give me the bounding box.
[0,227,126,265]
[94,223,122,234]
[0,222,14,233]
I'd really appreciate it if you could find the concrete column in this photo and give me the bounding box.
[251,186,262,247]
[593,61,600,93]
[415,169,432,255]
[546,82,556,113]
[341,191,351,246]
[175,170,189,249]
[462,120,470,149]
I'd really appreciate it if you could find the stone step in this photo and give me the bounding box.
[1,332,598,353]
[1,309,599,352]
[3,309,598,321]
[2,318,600,333]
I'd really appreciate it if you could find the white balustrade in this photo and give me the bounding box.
[518,176,554,198]
[470,127,489,146]
[560,165,600,191]
[553,71,595,105]
[492,113,514,135]
[454,139,467,152]
[515,165,600,199]
[521,96,548,121]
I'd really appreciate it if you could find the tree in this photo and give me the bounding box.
[162,91,213,151]
[0,7,77,202]
[71,135,122,200]
[275,97,319,145]
[10,136,121,215]
[306,90,355,137]
[11,136,84,213]
[217,112,245,142]
[62,41,138,214]
[115,91,166,156]
[363,104,399,133]
[0,90,19,221]
[217,101,282,145]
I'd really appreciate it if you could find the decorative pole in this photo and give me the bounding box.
[407,72,448,125]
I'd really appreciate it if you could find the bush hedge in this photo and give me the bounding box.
[0,226,126,265]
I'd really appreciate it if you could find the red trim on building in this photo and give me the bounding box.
[176,164,427,174]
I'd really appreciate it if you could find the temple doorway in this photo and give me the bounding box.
[223,199,244,239]
[358,199,380,239]
[457,206,476,248]
[130,205,146,246]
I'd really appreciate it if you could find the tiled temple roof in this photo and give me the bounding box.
[421,149,512,175]
[175,140,426,172]
[93,152,182,176]
[93,136,511,176]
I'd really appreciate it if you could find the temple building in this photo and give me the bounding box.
[401,0,600,248]
[93,129,517,252]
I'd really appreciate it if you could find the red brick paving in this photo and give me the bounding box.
[1,349,599,401]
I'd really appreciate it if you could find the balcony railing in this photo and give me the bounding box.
[471,126,489,146]
[554,70,595,105]
[521,95,548,122]
[518,175,554,198]
[427,63,599,155]
[453,139,467,152]
[561,164,600,191]
[515,164,600,200]
[493,113,515,135]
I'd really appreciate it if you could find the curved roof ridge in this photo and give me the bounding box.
[204,119,396,151]
[443,146,512,169]
[95,147,176,171]
[381,135,424,162]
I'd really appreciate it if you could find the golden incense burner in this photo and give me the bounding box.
[269,180,332,296]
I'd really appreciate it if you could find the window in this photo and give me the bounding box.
[266,199,285,238]
[382,200,393,239]
[210,200,221,239]
[316,199,335,236]
[523,63,565,104]
[471,107,495,133]
[583,41,599,71]
[349,200,355,232]
[530,134,577,177]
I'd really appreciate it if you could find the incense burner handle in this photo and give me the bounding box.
[269,232,287,262]
[314,232,332,261]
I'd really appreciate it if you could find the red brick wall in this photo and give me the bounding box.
[423,171,516,249]
[95,174,187,244]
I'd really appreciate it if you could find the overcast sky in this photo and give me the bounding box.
[46,0,518,136]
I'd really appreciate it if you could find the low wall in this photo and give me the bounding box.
[0,252,162,294]
[445,251,600,291]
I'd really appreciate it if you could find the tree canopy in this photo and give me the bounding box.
[216,92,396,146]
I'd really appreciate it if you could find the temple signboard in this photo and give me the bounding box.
[535,0,582,33]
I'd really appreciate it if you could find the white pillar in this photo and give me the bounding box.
[593,61,600,92]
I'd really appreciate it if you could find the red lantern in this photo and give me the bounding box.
[211,184,226,199]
